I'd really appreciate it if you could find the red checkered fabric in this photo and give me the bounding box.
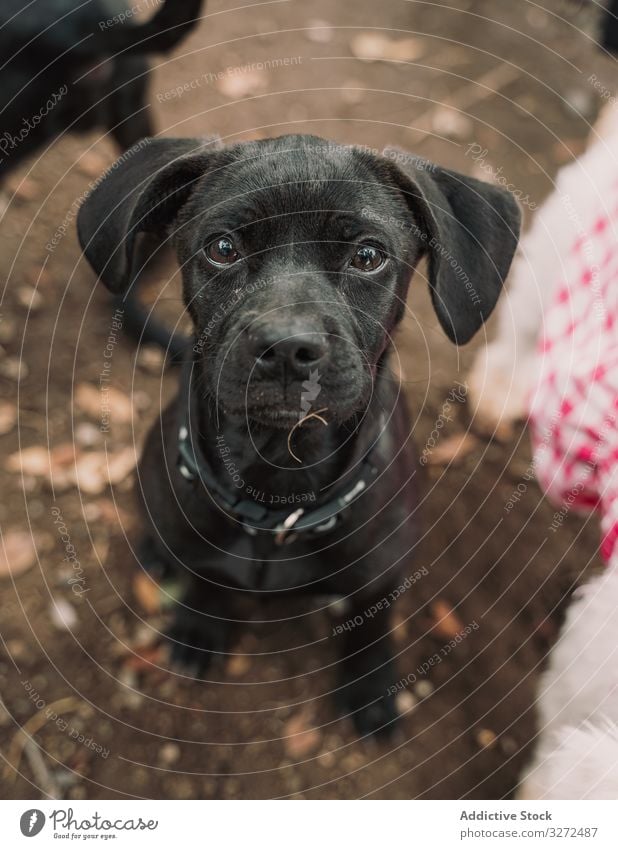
[529,190,618,563]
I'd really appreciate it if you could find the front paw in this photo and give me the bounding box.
[166,612,227,677]
[339,663,400,739]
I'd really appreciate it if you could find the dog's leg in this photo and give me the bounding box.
[167,578,235,677]
[336,589,399,738]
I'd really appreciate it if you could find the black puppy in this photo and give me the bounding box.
[77,135,520,737]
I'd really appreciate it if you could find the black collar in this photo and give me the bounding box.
[176,350,382,546]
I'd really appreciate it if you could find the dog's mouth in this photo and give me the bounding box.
[220,403,329,429]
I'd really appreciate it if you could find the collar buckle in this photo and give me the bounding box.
[274,508,305,546]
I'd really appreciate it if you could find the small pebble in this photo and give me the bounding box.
[306,19,334,43]
[395,690,417,715]
[159,742,181,766]
[414,680,434,699]
[476,728,498,749]
[16,286,44,311]
[136,345,166,375]
[50,597,78,630]
[75,422,102,448]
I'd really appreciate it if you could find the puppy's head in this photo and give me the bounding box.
[78,135,520,427]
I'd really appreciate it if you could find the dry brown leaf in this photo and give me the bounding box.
[49,597,78,630]
[75,382,133,425]
[73,446,137,494]
[283,707,321,759]
[0,356,28,381]
[6,445,50,476]
[0,401,17,435]
[7,443,137,494]
[425,432,478,466]
[226,654,251,678]
[25,265,53,289]
[124,644,166,672]
[350,32,424,62]
[133,571,161,615]
[136,345,166,375]
[306,19,334,44]
[217,71,266,99]
[0,530,37,578]
[431,107,474,140]
[5,175,39,201]
[77,152,109,179]
[16,286,44,311]
[430,599,465,640]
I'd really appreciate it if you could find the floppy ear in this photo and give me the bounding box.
[77,136,221,294]
[382,148,521,344]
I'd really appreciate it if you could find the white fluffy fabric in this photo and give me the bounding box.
[519,569,618,799]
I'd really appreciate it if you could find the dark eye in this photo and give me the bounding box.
[204,236,241,266]
[349,243,386,272]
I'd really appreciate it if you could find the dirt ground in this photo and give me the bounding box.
[0,0,614,800]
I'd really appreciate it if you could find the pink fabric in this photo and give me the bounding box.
[529,191,618,562]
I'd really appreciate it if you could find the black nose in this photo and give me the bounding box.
[248,327,328,377]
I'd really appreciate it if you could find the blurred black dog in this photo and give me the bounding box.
[78,134,520,737]
[1,0,203,352]
[0,0,202,177]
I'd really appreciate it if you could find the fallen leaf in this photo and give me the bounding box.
[75,382,133,426]
[73,446,137,494]
[6,444,137,494]
[414,680,434,699]
[0,317,16,344]
[74,422,102,448]
[158,742,180,765]
[0,356,28,381]
[25,265,53,289]
[5,175,39,201]
[430,599,465,640]
[77,152,109,179]
[0,401,17,435]
[49,597,78,630]
[350,32,424,62]
[425,432,478,466]
[0,530,37,578]
[431,107,474,140]
[388,37,424,61]
[124,645,166,672]
[395,690,417,715]
[133,571,161,615]
[136,345,166,375]
[6,445,50,477]
[217,70,266,99]
[340,80,364,105]
[226,654,251,677]
[350,32,391,61]
[283,707,321,759]
[306,19,334,43]
[16,286,44,311]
